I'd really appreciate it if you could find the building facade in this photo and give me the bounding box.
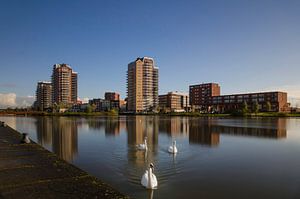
[52,64,78,105]
[209,91,288,113]
[105,92,120,101]
[88,98,118,112]
[127,57,159,112]
[35,81,52,111]
[189,83,220,108]
[189,83,289,112]
[159,92,190,112]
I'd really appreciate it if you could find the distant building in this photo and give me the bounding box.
[89,98,113,112]
[35,81,52,111]
[210,91,289,113]
[159,92,190,112]
[119,99,127,112]
[189,83,220,109]
[127,57,159,112]
[189,83,289,112]
[52,64,78,105]
[105,92,120,101]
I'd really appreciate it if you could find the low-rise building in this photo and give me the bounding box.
[189,83,289,113]
[105,92,120,101]
[210,91,289,113]
[89,98,119,112]
[159,91,190,112]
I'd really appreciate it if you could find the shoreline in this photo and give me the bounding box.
[0,123,129,198]
[1,111,300,117]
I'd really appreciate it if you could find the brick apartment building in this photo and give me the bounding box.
[189,83,220,106]
[159,92,190,112]
[189,83,289,113]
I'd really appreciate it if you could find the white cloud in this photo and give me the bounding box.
[0,93,35,108]
[0,93,16,108]
[78,97,89,103]
[16,96,35,108]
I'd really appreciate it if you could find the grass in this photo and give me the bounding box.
[2,110,300,118]
[0,111,118,117]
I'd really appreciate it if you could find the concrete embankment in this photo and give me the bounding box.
[0,122,129,199]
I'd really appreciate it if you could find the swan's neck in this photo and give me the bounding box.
[173,141,176,148]
[148,167,153,188]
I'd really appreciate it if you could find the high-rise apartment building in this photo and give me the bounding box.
[127,57,159,112]
[52,64,78,105]
[35,81,52,111]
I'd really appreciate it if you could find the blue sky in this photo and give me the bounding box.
[0,0,300,107]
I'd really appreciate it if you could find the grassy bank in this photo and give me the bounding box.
[120,112,300,117]
[1,111,300,117]
[0,111,118,117]
[249,112,300,117]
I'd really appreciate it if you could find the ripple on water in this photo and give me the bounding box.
[109,142,212,189]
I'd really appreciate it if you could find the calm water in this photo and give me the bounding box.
[1,115,300,199]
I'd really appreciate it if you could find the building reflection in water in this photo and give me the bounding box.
[84,116,127,136]
[159,117,189,137]
[105,117,120,136]
[52,117,78,162]
[188,118,287,147]
[216,118,287,139]
[189,119,220,146]
[34,116,288,162]
[36,117,53,146]
[36,117,78,162]
[127,116,159,166]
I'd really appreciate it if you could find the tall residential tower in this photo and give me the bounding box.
[52,64,78,105]
[127,57,159,112]
[35,81,52,111]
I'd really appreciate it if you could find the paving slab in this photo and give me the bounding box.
[0,123,129,199]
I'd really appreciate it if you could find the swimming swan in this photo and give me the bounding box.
[137,137,148,150]
[168,140,178,154]
[141,163,158,189]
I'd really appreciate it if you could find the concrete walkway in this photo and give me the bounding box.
[0,123,129,199]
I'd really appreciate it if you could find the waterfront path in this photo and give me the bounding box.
[0,123,129,199]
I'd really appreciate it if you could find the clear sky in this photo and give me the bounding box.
[0,0,300,107]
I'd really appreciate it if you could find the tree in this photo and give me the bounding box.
[266,101,271,112]
[86,104,93,113]
[253,101,259,114]
[91,104,97,112]
[241,101,248,114]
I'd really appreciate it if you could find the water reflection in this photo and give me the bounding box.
[127,116,159,166]
[36,117,78,162]
[159,117,189,137]
[189,119,220,146]
[33,116,287,163]
[216,118,287,139]
[188,118,287,146]
[0,116,293,199]
[36,117,53,146]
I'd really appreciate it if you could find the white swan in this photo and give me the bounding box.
[137,137,148,151]
[168,140,178,154]
[141,163,158,189]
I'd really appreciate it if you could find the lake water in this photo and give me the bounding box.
[1,115,300,199]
